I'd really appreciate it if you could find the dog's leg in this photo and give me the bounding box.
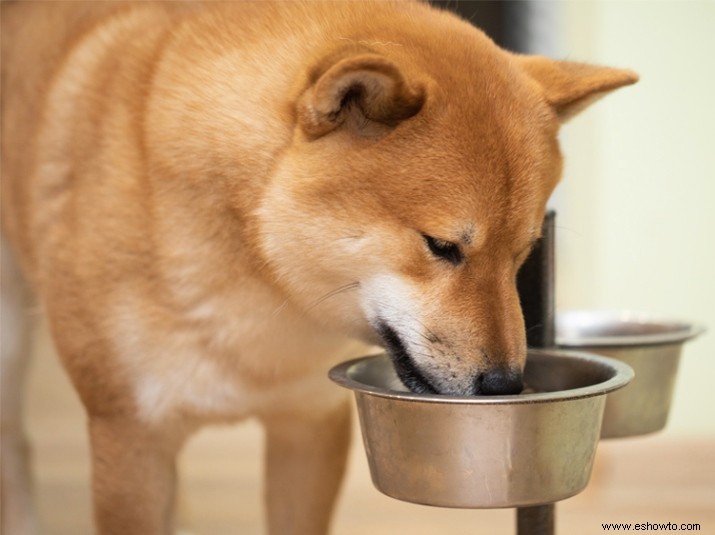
[1,239,39,535]
[262,394,352,535]
[88,417,186,535]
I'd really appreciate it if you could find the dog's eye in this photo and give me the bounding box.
[422,234,463,265]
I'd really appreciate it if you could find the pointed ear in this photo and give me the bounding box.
[297,53,425,138]
[515,55,639,122]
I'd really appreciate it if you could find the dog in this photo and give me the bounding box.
[0,1,637,533]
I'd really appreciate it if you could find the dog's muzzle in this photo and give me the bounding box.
[376,320,524,396]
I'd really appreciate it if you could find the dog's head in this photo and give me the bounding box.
[257,20,637,396]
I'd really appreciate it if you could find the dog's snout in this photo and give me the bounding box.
[475,368,523,396]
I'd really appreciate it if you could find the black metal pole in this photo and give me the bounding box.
[517,211,556,349]
[514,211,557,535]
[517,504,556,535]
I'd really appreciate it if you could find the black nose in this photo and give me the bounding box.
[476,368,523,395]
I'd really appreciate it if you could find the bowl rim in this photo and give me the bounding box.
[328,349,634,405]
[556,310,706,348]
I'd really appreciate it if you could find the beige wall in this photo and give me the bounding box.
[555,1,715,436]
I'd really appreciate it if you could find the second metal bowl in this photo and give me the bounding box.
[557,311,704,438]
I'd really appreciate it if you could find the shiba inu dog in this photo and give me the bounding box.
[1,1,637,533]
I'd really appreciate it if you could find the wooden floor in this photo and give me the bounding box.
[22,325,715,534]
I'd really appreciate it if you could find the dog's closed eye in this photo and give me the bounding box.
[422,234,463,265]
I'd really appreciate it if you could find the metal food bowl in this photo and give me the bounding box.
[557,311,705,439]
[329,349,633,508]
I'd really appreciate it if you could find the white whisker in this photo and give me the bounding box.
[306,281,360,312]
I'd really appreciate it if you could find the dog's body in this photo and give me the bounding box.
[1,2,636,533]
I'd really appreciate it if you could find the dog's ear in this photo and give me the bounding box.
[297,53,425,138]
[516,56,638,122]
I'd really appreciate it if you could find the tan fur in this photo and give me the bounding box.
[0,2,637,533]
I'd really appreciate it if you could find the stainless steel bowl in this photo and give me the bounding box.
[557,311,705,439]
[329,349,633,508]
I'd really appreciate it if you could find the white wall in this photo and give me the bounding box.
[555,1,715,436]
